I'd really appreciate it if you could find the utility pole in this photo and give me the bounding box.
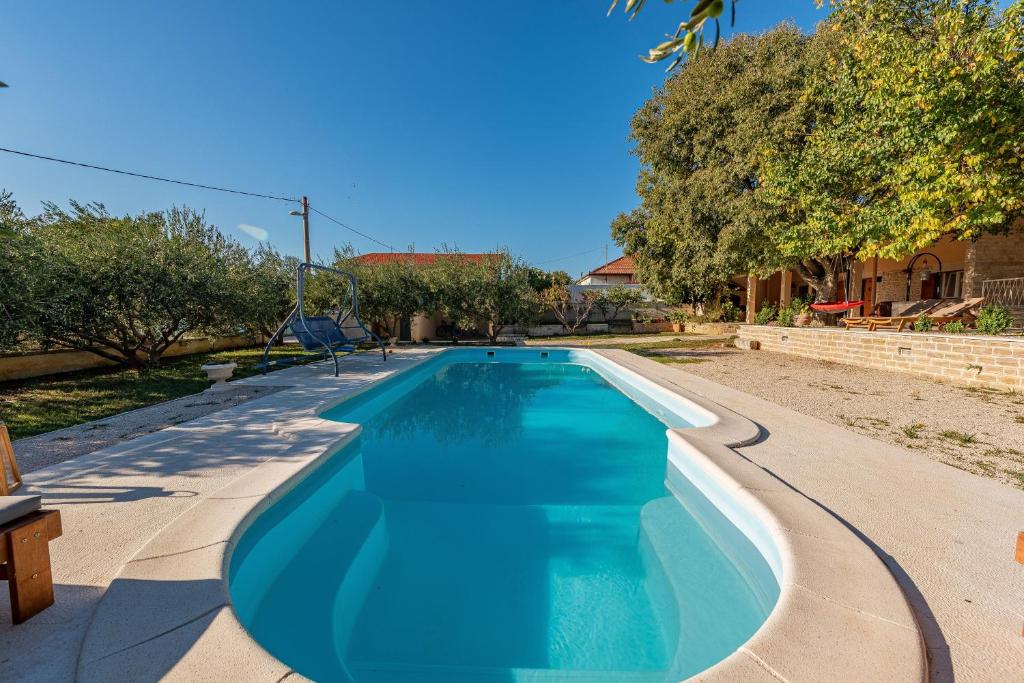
[604,244,608,267]
[301,196,310,263]
[291,196,311,262]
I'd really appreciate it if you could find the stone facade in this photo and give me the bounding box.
[875,269,914,304]
[738,325,1024,391]
[963,219,1024,298]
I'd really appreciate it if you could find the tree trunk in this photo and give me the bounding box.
[794,257,840,324]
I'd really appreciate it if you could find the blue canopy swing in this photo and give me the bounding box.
[261,262,386,377]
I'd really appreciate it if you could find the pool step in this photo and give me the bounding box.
[347,660,668,682]
[240,488,387,683]
[638,494,776,679]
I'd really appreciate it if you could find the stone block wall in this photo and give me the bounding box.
[875,270,912,304]
[737,325,1024,390]
[964,218,1024,297]
[0,335,263,382]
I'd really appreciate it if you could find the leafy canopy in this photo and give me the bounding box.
[613,25,815,303]
[759,0,1024,262]
[3,198,273,368]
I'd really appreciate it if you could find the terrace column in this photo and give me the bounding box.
[746,274,760,324]
[850,260,864,301]
[779,270,792,307]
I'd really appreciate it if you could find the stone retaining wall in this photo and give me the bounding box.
[684,322,741,336]
[0,335,263,382]
[738,325,1024,390]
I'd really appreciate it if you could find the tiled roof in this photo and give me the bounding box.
[587,255,635,276]
[354,252,493,266]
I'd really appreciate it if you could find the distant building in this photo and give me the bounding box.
[576,255,636,285]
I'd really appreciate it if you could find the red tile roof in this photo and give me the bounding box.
[354,252,493,266]
[587,255,635,276]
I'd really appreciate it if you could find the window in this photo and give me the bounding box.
[938,270,963,298]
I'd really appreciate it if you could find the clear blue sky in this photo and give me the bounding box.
[1,1,827,278]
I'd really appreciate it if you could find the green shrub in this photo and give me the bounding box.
[754,303,777,325]
[719,300,741,322]
[776,302,797,327]
[913,313,933,332]
[668,309,689,324]
[942,320,966,334]
[975,303,1013,335]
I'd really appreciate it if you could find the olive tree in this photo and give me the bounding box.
[0,190,28,349]
[243,245,299,341]
[476,253,541,342]
[541,285,598,334]
[594,284,644,324]
[7,200,265,369]
[334,250,430,341]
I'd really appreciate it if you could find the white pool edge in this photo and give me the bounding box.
[76,347,927,682]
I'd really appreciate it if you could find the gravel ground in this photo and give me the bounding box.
[659,347,1024,489]
[11,384,286,474]
[524,333,686,347]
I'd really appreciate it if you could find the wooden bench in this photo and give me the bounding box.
[1,497,62,623]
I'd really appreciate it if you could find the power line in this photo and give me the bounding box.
[0,146,299,203]
[533,244,608,267]
[308,206,397,252]
[1,146,402,253]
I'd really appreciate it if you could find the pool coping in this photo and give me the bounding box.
[75,347,927,682]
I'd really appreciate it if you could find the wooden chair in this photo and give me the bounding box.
[0,423,23,495]
[1,495,62,623]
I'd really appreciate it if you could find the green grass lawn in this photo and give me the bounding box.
[0,345,324,440]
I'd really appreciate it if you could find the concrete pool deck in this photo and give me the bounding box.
[604,351,1024,681]
[0,347,1018,681]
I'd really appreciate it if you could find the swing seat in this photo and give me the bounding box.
[293,316,357,353]
[261,263,388,377]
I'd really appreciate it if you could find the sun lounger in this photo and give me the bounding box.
[926,297,985,323]
[843,297,985,332]
[897,299,943,316]
[1,495,62,623]
[841,317,874,329]
[867,317,914,332]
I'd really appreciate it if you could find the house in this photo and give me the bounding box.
[737,221,1024,324]
[577,255,637,285]
[353,252,494,341]
[574,255,653,307]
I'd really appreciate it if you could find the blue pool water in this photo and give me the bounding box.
[230,351,779,682]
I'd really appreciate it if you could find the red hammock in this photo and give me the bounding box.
[810,300,865,313]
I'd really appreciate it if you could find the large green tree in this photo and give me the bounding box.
[760,0,1024,266]
[613,25,816,305]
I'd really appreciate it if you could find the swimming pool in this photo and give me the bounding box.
[229,348,780,682]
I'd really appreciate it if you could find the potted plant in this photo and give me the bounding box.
[795,301,813,327]
[668,309,688,333]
